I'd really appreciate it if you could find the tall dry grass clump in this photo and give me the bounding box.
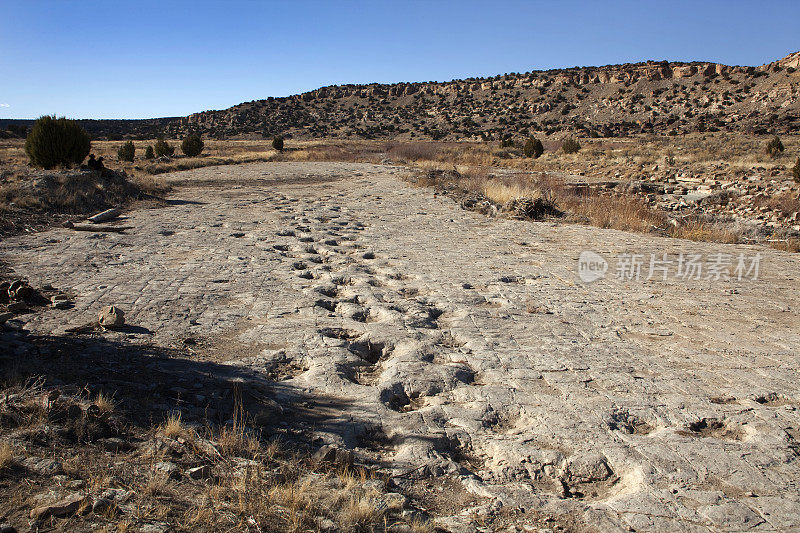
[560,193,666,232]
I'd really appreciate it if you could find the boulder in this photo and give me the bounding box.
[29,493,88,520]
[312,445,354,467]
[98,306,125,328]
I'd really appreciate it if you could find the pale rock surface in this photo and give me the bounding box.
[4,162,800,531]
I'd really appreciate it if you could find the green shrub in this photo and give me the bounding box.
[523,137,544,158]
[561,137,581,154]
[766,136,784,157]
[181,134,204,157]
[7,124,27,137]
[24,115,91,169]
[154,138,174,157]
[117,140,135,162]
[793,157,800,183]
[145,145,155,159]
[272,135,284,152]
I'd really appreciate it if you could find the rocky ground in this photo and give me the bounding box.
[169,53,800,140]
[2,162,800,531]
[563,164,800,236]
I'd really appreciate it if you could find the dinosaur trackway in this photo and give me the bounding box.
[4,162,800,531]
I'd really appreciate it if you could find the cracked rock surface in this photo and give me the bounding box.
[3,162,800,531]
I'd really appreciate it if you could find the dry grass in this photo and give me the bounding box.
[756,190,800,217]
[560,193,666,232]
[0,377,432,532]
[160,412,190,440]
[483,179,542,206]
[93,392,115,416]
[3,133,798,248]
[213,402,260,458]
[669,220,741,243]
[142,472,172,499]
[0,441,14,471]
[407,164,800,253]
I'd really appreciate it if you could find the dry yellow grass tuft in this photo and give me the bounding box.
[93,392,115,416]
[561,194,666,232]
[339,494,383,528]
[143,472,172,499]
[161,412,190,440]
[669,221,740,244]
[0,441,14,471]
[214,403,260,458]
[483,180,541,206]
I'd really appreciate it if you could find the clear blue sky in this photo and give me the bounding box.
[1,0,798,119]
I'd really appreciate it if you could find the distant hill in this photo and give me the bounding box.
[0,118,176,140]
[4,52,799,141]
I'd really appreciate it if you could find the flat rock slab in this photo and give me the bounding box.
[3,162,800,531]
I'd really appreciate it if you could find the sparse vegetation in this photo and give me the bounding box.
[0,340,435,532]
[272,135,284,152]
[181,133,204,157]
[561,137,581,154]
[6,124,27,138]
[93,392,115,416]
[161,412,189,439]
[523,136,544,158]
[154,137,174,157]
[0,441,14,472]
[117,140,135,162]
[766,136,785,157]
[793,157,800,183]
[144,145,155,159]
[24,115,91,169]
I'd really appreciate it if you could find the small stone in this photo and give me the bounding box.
[140,522,170,533]
[29,493,88,520]
[382,492,408,511]
[312,445,354,467]
[92,497,115,514]
[316,518,337,531]
[98,305,125,328]
[565,454,612,483]
[6,302,27,313]
[7,281,32,300]
[0,312,13,324]
[51,294,70,309]
[187,465,212,480]
[67,404,84,420]
[21,457,64,476]
[154,461,180,478]
[100,488,133,503]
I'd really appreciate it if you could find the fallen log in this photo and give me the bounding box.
[88,208,122,224]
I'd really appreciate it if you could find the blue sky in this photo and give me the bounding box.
[1,0,798,119]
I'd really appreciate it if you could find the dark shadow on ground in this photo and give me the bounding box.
[0,327,449,468]
[0,328,356,449]
[164,198,207,206]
